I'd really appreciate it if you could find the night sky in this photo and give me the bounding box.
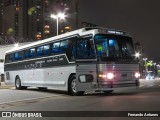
[79,0,160,62]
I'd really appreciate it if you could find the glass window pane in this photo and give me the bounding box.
[60,40,68,53]
[29,48,35,58]
[14,52,23,61]
[25,49,30,59]
[5,54,10,63]
[37,46,43,57]
[96,39,108,57]
[52,42,60,54]
[94,34,134,62]
[43,45,50,55]
[9,54,14,62]
[67,38,76,61]
[109,39,119,57]
[77,38,96,59]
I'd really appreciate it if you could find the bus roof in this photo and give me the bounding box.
[5,27,129,54]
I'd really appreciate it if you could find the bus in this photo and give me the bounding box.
[4,28,140,95]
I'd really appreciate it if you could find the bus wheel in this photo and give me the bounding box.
[103,90,113,94]
[15,77,27,90]
[68,75,84,96]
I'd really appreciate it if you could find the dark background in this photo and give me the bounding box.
[79,0,160,61]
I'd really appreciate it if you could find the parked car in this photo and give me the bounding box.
[146,71,155,80]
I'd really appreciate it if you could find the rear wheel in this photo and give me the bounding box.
[15,77,27,90]
[68,75,84,96]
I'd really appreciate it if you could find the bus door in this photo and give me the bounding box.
[76,37,97,91]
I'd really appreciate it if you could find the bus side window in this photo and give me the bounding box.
[43,45,50,56]
[14,51,24,61]
[66,38,76,61]
[25,49,30,59]
[5,54,10,63]
[29,48,36,58]
[59,40,68,53]
[9,54,14,62]
[37,46,43,57]
[77,38,96,59]
[52,42,60,54]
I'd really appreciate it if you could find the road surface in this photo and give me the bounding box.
[0,79,159,120]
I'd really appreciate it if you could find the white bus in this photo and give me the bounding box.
[4,28,140,95]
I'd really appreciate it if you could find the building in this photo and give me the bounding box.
[0,0,23,37]
[0,0,78,42]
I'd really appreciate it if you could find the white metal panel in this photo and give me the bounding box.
[5,65,76,91]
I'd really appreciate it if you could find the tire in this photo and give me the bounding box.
[68,75,84,96]
[15,77,27,90]
[103,90,113,94]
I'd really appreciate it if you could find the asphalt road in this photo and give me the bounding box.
[0,79,160,120]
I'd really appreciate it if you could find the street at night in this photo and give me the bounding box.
[0,79,160,120]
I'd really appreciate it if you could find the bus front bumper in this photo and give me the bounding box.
[95,79,139,91]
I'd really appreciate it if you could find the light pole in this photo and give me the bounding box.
[149,61,153,71]
[153,63,156,74]
[143,58,148,78]
[51,13,66,36]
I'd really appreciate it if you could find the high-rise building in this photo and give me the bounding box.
[23,0,47,40]
[0,0,4,36]
[0,0,78,43]
[0,0,23,37]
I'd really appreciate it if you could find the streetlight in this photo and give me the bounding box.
[135,52,141,58]
[50,13,66,36]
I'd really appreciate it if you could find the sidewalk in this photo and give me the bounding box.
[0,82,14,89]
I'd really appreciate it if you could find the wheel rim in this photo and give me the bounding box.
[71,79,77,93]
[16,79,20,88]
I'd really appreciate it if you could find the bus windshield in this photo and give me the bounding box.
[94,34,134,62]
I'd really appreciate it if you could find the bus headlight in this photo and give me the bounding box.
[135,72,140,78]
[107,73,114,80]
[99,73,114,80]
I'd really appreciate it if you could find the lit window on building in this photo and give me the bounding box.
[44,25,50,29]
[64,26,71,32]
[16,7,20,11]
[35,34,42,40]
[44,30,50,34]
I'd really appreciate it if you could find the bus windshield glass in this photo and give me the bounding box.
[94,34,134,62]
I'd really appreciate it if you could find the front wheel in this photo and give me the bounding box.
[15,77,27,90]
[68,75,84,96]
